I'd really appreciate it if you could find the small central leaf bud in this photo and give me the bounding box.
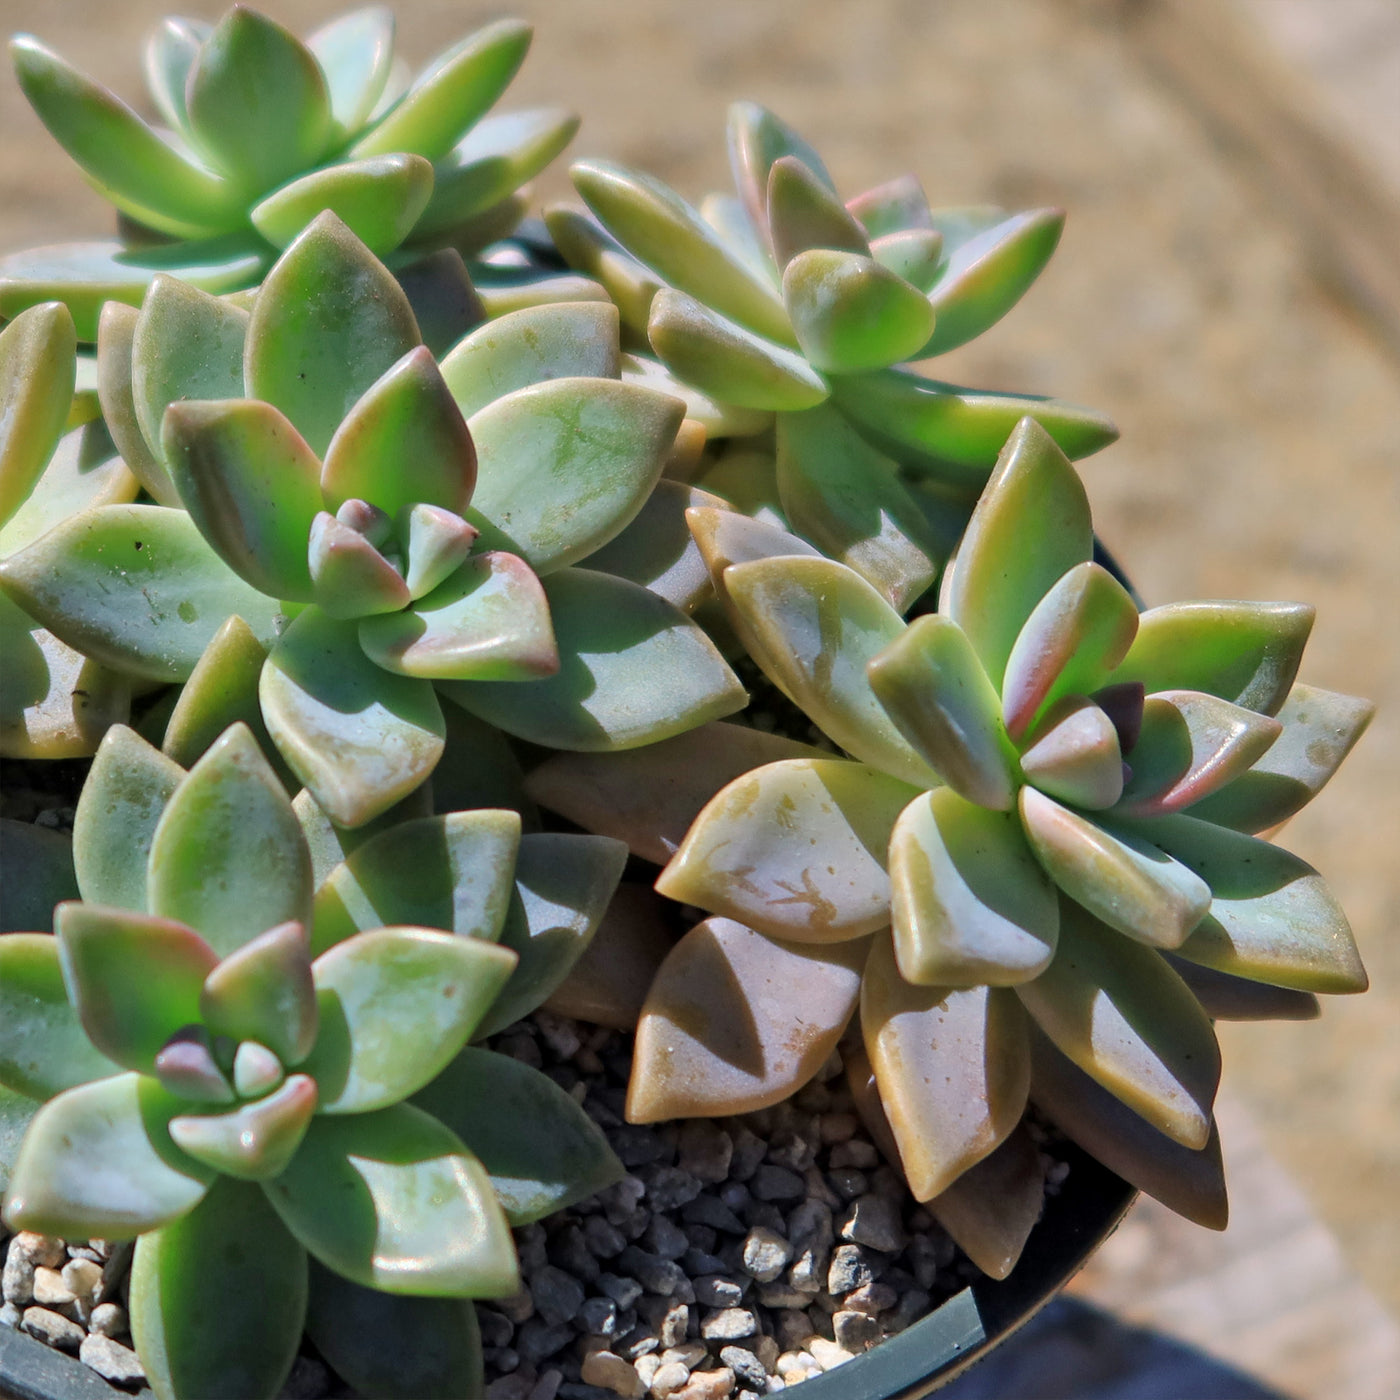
[232,1040,285,1099]
[154,1026,235,1105]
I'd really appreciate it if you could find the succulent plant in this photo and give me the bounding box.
[548,103,1119,611]
[0,214,748,825]
[0,721,625,1400]
[1,7,580,339]
[529,418,1371,1272]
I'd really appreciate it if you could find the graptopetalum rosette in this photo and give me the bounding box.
[529,419,1372,1276]
[0,722,627,1400]
[1,6,582,338]
[548,102,1119,612]
[0,214,747,827]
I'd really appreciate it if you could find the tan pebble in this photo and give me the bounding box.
[31,1268,75,1308]
[807,1337,854,1371]
[88,1302,127,1339]
[776,1351,819,1381]
[14,1234,66,1269]
[635,1355,663,1388]
[674,1368,734,1400]
[650,1361,690,1397]
[659,1342,705,1368]
[61,1260,102,1303]
[580,1349,644,1399]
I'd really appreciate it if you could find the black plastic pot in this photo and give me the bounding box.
[0,1140,1133,1400]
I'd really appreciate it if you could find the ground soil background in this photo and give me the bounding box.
[1,0,1396,1322]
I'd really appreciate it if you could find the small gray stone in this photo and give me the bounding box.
[534,1011,582,1059]
[904,1233,942,1290]
[618,1247,687,1298]
[580,1296,619,1337]
[478,1308,516,1349]
[498,1287,537,1323]
[615,1325,659,1361]
[598,1273,643,1310]
[826,1167,868,1201]
[726,1127,766,1182]
[2,1247,34,1306]
[532,1266,586,1327]
[681,1196,745,1235]
[699,1308,755,1342]
[886,1287,933,1333]
[765,1130,815,1173]
[645,1216,688,1261]
[584,1215,627,1259]
[0,1302,20,1329]
[550,1225,602,1284]
[842,1280,899,1315]
[774,1309,812,1351]
[600,1176,647,1224]
[719,1346,766,1390]
[756,1283,811,1309]
[676,1122,733,1183]
[740,1227,791,1283]
[681,1249,727,1277]
[80,1333,146,1386]
[741,1201,784,1234]
[529,1367,564,1400]
[641,1166,703,1211]
[827,1244,875,1295]
[608,1125,668,1169]
[749,1166,803,1202]
[837,1194,905,1254]
[818,1113,858,1145]
[832,1309,880,1351]
[828,1140,878,1171]
[517,1317,573,1364]
[693,1274,744,1308]
[21,1305,84,1352]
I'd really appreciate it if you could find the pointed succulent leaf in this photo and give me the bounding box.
[1028,1023,1227,1229]
[162,615,273,771]
[1014,903,1220,1148]
[245,213,421,456]
[234,1043,293,1098]
[701,189,779,283]
[169,1074,317,1180]
[544,205,664,335]
[526,721,827,866]
[0,302,75,530]
[141,16,209,136]
[832,368,1119,489]
[146,724,312,957]
[923,208,1064,355]
[392,248,486,358]
[440,302,620,422]
[656,758,916,943]
[630,918,867,1121]
[0,237,269,344]
[130,1178,306,1400]
[264,1104,519,1296]
[688,505,818,580]
[846,175,935,239]
[766,155,870,266]
[724,556,937,788]
[307,511,411,619]
[431,699,537,828]
[254,155,430,258]
[307,6,396,139]
[1020,696,1125,811]
[184,8,332,194]
[573,159,795,345]
[1109,601,1314,717]
[648,290,829,412]
[320,346,475,517]
[398,504,479,601]
[292,781,432,891]
[153,1028,234,1105]
[472,260,609,319]
[3,1072,213,1237]
[0,819,78,936]
[0,503,283,682]
[54,903,216,1072]
[200,922,318,1068]
[1165,956,1320,1022]
[1002,562,1140,740]
[310,810,521,954]
[890,789,1059,987]
[359,551,556,681]
[869,229,944,292]
[474,834,628,1038]
[301,928,516,1113]
[414,1047,621,1223]
[467,377,682,573]
[70,725,182,912]
[162,398,322,603]
[868,614,1016,809]
[306,1261,484,1400]
[260,608,445,829]
[1117,691,1282,816]
[1019,788,1211,949]
[351,18,531,161]
[775,406,940,612]
[620,351,770,438]
[580,481,725,614]
[1186,684,1374,833]
[862,933,1030,1200]
[442,567,746,751]
[9,36,239,235]
[783,249,936,374]
[96,302,174,504]
[727,101,838,237]
[0,1087,38,1195]
[0,934,120,1099]
[1133,813,1368,993]
[694,443,785,524]
[417,107,581,237]
[940,419,1093,689]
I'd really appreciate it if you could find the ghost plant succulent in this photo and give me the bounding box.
[2,7,580,337]
[549,102,1119,611]
[0,722,625,1399]
[530,419,1372,1275]
[0,213,747,825]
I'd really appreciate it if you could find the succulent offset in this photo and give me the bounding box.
[0,214,747,825]
[1,6,582,338]
[529,419,1372,1273]
[549,102,1119,610]
[0,722,626,1400]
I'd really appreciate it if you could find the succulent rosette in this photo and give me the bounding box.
[529,419,1371,1273]
[548,103,1119,611]
[1,7,580,338]
[0,722,625,1400]
[0,214,747,826]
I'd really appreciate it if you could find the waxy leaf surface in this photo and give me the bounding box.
[201,921,318,1067]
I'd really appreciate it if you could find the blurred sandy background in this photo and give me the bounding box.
[1,0,1396,1333]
